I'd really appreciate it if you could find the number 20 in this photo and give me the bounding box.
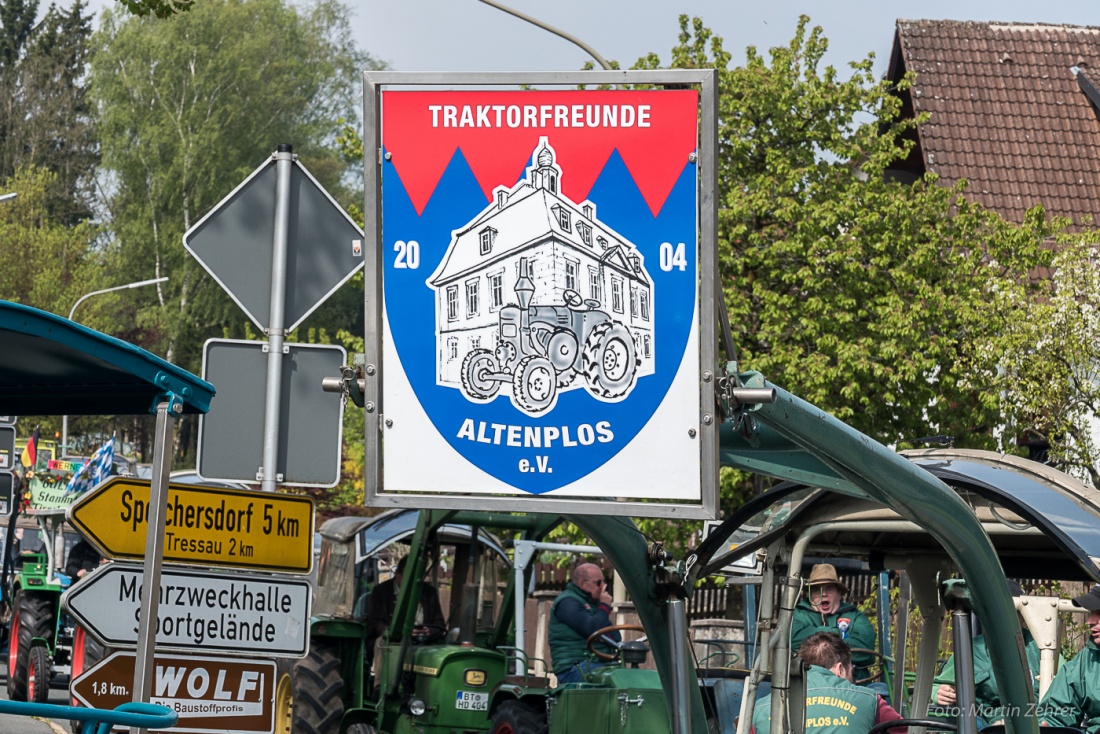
[394,240,420,269]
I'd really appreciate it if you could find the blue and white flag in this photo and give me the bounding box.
[65,437,115,495]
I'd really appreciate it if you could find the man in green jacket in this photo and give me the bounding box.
[1039,584,1100,732]
[931,580,1048,722]
[752,632,906,734]
[549,563,620,684]
[790,564,877,682]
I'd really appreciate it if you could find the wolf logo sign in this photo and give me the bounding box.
[380,88,701,498]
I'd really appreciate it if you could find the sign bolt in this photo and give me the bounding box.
[702,371,712,382]
[384,152,393,161]
[385,419,393,428]
[688,429,697,438]
[688,152,698,163]
[366,364,376,376]
[365,402,376,413]
[702,414,713,425]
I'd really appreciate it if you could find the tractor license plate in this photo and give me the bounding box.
[455,691,488,711]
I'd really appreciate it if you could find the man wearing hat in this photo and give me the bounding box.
[931,580,1049,722]
[790,564,877,682]
[1038,584,1100,731]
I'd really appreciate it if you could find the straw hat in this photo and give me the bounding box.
[806,564,848,594]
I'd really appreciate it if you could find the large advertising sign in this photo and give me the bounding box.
[364,71,717,517]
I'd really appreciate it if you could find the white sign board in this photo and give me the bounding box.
[62,563,310,657]
[364,70,719,518]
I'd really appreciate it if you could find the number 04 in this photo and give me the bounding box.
[659,242,687,272]
[394,240,420,269]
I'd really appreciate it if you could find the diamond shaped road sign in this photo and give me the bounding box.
[184,155,364,332]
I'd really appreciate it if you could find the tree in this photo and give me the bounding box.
[632,17,1063,515]
[90,0,378,364]
[88,0,381,462]
[978,230,1100,486]
[0,0,97,224]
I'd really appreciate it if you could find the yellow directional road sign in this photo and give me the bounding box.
[67,477,314,573]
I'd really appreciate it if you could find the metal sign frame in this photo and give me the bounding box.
[362,70,718,519]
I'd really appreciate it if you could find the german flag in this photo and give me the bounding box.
[20,427,38,470]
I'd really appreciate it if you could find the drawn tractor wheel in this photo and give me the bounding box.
[582,322,639,399]
[488,700,548,734]
[292,643,345,734]
[511,356,558,413]
[461,349,501,401]
[7,590,54,702]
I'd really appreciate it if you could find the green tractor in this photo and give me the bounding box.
[2,508,81,702]
[287,509,558,734]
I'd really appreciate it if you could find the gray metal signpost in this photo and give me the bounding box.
[184,145,363,492]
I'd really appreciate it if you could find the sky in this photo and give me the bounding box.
[351,0,1100,78]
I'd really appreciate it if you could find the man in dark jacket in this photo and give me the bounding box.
[1039,584,1100,732]
[364,555,446,652]
[549,563,621,684]
[65,539,101,581]
[790,564,877,682]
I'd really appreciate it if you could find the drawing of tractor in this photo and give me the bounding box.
[460,258,640,413]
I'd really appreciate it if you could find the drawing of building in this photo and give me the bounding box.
[427,138,655,414]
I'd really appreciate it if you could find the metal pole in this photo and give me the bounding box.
[667,598,692,734]
[261,145,293,492]
[63,276,169,454]
[477,0,613,70]
[952,608,979,734]
[132,399,176,734]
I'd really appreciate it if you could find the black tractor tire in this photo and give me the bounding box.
[292,643,345,734]
[582,321,639,399]
[488,700,548,734]
[274,658,293,734]
[511,355,557,413]
[6,590,55,702]
[70,626,110,734]
[27,644,49,703]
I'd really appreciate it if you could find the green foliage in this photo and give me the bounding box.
[974,230,1100,486]
[89,0,381,377]
[0,165,100,311]
[0,0,97,224]
[118,0,192,18]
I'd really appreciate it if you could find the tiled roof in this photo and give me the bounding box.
[889,19,1100,225]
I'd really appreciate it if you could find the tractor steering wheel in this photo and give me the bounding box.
[585,624,646,661]
[411,623,448,644]
[849,647,891,684]
[562,289,586,310]
[867,720,957,734]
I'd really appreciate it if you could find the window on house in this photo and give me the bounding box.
[577,222,592,247]
[446,286,458,322]
[611,277,623,313]
[471,336,480,350]
[479,227,497,256]
[448,337,458,360]
[589,267,603,304]
[630,285,638,318]
[488,271,503,310]
[565,258,578,291]
[640,290,650,321]
[552,205,571,232]
[465,278,479,318]
[643,333,651,359]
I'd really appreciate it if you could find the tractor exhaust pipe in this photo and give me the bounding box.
[515,257,535,311]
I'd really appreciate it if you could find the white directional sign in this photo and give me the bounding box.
[62,563,310,657]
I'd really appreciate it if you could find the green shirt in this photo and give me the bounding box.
[753,665,878,734]
[931,630,1046,720]
[790,599,877,679]
[1039,638,1100,732]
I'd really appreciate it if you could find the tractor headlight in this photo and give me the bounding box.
[407,697,427,716]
